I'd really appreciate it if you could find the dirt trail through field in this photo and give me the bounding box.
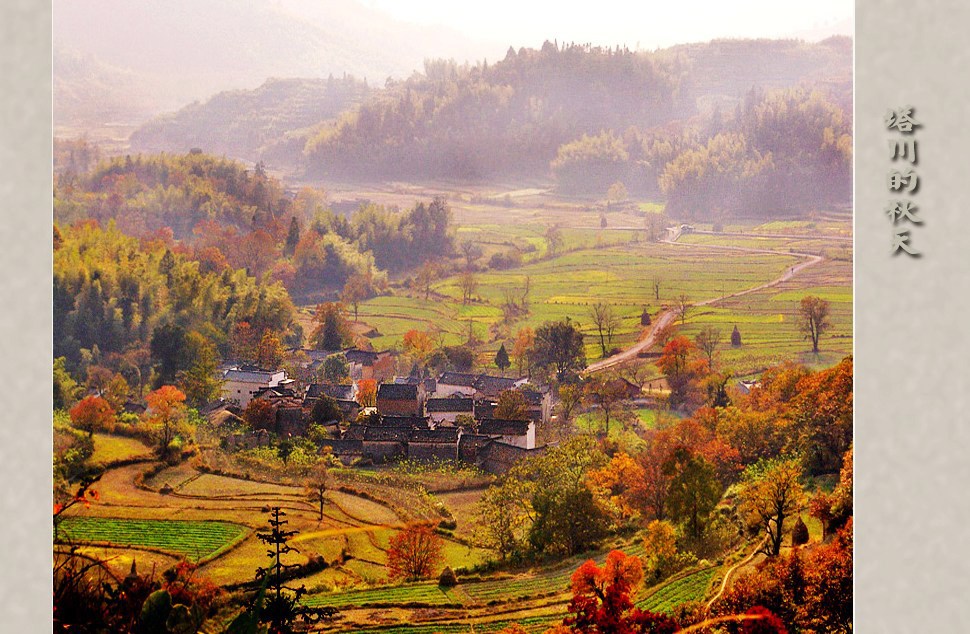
[706,540,767,609]
[583,228,825,374]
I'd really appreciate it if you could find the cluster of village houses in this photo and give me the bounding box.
[215,347,552,474]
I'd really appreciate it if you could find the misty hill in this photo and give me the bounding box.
[53,47,161,130]
[129,76,372,169]
[300,37,851,183]
[53,0,494,131]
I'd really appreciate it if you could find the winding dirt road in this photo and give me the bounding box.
[583,229,826,374]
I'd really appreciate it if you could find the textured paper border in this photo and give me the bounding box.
[856,1,970,630]
[0,0,54,629]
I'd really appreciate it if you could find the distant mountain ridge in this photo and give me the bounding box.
[129,76,373,169]
[53,0,495,132]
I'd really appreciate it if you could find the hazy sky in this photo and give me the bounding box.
[363,0,853,51]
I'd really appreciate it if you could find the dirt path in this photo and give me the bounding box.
[583,230,825,374]
[706,540,767,609]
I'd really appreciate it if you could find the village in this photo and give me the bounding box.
[214,346,557,474]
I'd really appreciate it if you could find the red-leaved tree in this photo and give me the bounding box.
[69,395,115,437]
[562,550,679,633]
[386,524,443,582]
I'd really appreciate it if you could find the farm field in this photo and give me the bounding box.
[349,241,802,366]
[56,517,249,562]
[89,433,153,465]
[638,567,718,614]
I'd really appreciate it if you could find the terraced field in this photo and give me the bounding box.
[638,567,718,614]
[57,517,249,562]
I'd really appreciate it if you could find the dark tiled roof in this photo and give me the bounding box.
[409,428,461,443]
[253,386,298,400]
[363,426,411,442]
[459,433,494,447]
[224,368,282,383]
[306,383,355,401]
[425,396,474,413]
[438,372,478,387]
[379,415,430,429]
[478,418,532,436]
[474,375,520,396]
[519,389,545,406]
[344,348,389,365]
[377,383,418,400]
[342,424,367,441]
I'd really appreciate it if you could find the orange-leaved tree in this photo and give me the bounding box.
[145,385,191,458]
[386,524,443,582]
[356,379,377,407]
[69,395,115,437]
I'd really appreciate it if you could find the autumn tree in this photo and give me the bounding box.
[512,327,535,376]
[790,357,852,475]
[256,330,286,369]
[798,296,830,353]
[738,457,807,557]
[589,302,620,358]
[641,520,683,581]
[457,270,478,304]
[245,397,276,430]
[657,336,706,409]
[587,452,646,522]
[494,389,529,420]
[386,524,444,581]
[495,344,511,374]
[356,379,377,407]
[562,550,678,633]
[145,385,192,458]
[229,321,260,363]
[480,437,609,558]
[533,319,586,380]
[695,326,722,369]
[69,395,115,437]
[402,329,435,364]
[341,272,372,322]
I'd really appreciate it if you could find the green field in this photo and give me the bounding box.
[637,567,718,614]
[57,517,249,562]
[355,241,802,366]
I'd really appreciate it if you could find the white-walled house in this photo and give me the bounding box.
[222,366,288,407]
[477,418,536,450]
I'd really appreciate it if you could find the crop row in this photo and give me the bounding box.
[57,517,248,561]
[638,567,717,614]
